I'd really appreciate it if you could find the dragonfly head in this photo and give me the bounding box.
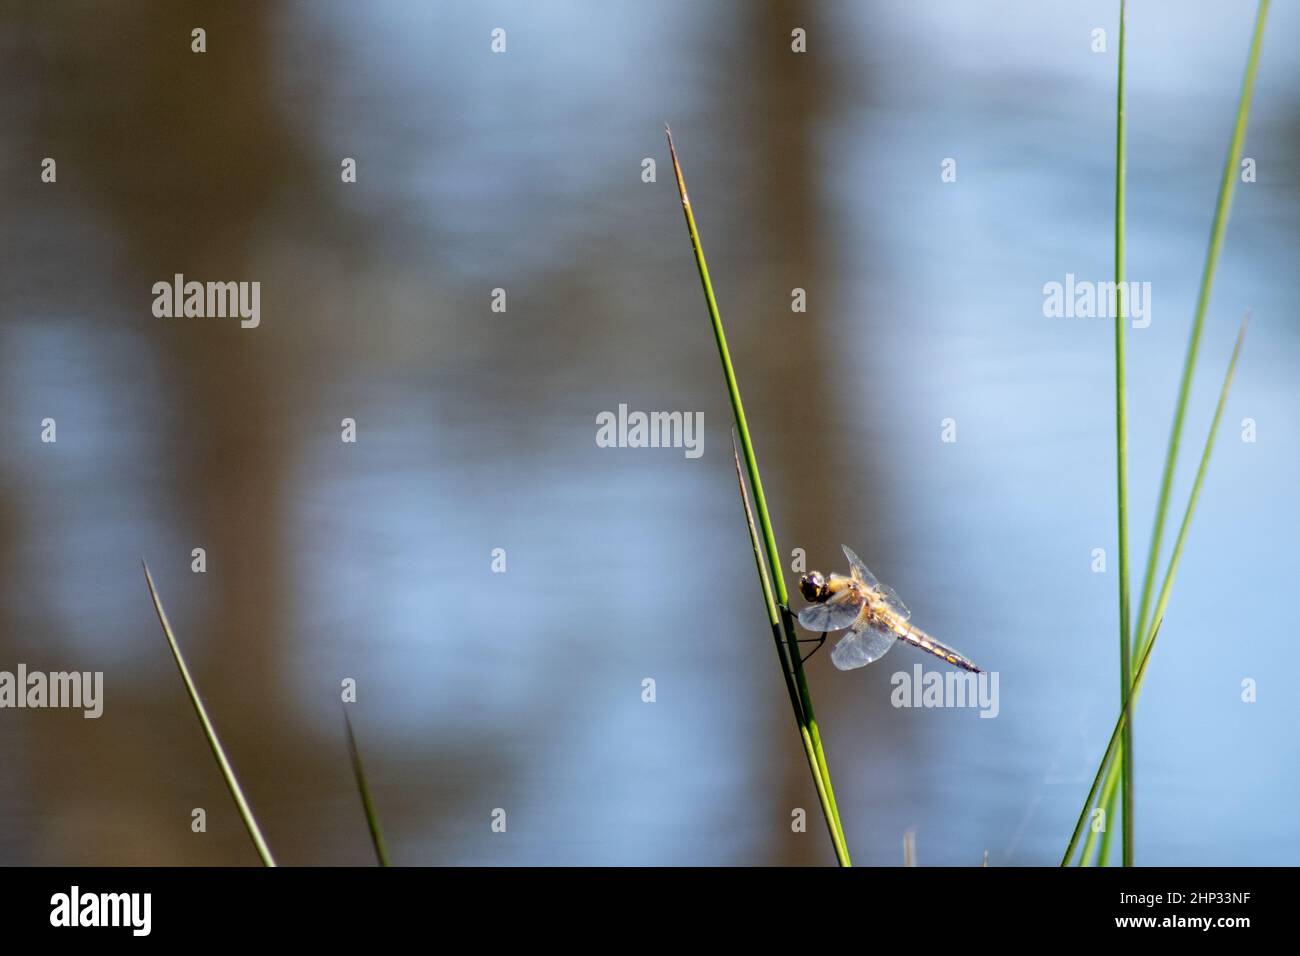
[799,570,828,603]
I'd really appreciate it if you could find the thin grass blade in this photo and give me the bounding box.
[1111,0,1136,868]
[1097,1,1268,866]
[1062,617,1163,866]
[344,710,392,867]
[668,125,850,864]
[1066,315,1249,865]
[1132,1,1268,651]
[142,562,277,867]
[732,435,844,861]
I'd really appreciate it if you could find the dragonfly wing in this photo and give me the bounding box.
[841,545,912,624]
[840,545,879,589]
[797,589,864,632]
[831,619,898,670]
[872,582,911,624]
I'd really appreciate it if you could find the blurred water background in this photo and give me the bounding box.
[0,0,1297,865]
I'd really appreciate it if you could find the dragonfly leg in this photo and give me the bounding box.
[798,633,827,665]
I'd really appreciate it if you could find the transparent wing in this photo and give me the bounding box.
[830,619,898,671]
[840,545,878,589]
[841,545,911,623]
[872,582,911,623]
[797,588,864,632]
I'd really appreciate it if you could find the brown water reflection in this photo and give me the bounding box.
[2,2,1299,865]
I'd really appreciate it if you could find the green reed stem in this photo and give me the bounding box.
[1062,617,1161,867]
[1132,0,1268,654]
[143,562,277,867]
[1096,0,1268,866]
[344,710,392,866]
[1111,0,1135,869]
[732,436,846,863]
[668,125,850,865]
[1065,316,1248,866]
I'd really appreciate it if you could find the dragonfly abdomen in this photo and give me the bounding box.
[897,625,983,673]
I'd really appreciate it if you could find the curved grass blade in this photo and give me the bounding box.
[142,562,277,866]
[668,125,850,864]
[1132,0,1269,649]
[344,710,392,867]
[1065,315,1249,866]
[732,434,846,864]
[1096,0,1268,866]
[1061,617,1163,866]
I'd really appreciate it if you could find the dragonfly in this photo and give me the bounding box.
[795,545,982,673]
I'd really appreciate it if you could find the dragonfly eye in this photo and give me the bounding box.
[799,572,826,602]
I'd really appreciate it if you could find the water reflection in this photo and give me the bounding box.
[1,1,1297,865]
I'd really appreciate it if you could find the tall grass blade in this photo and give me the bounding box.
[732,435,844,862]
[344,710,392,867]
[1111,0,1136,868]
[731,432,783,640]
[1140,316,1249,646]
[1095,0,1268,865]
[1065,315,1249,866]
[142,562,277,867]
[668,125,850,865]
[1061,617,1163,866]
[1132,1,1268,653]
